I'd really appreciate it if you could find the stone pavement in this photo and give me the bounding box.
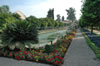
[62,29,100,66]
[0,57,50,66]
[0,29,100,66]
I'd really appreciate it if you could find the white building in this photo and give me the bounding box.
[15,11,26,20]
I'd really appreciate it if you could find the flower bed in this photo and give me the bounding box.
[82,29,100,48]
[0,30,76,66]
[81,29,100,59]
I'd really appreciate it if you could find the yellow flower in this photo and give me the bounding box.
[36,59,38,62]
[40,50,44,53]
[68,35,74,39]
[34,56,40,62]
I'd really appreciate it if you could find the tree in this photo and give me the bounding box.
[0,5,18,29]
[47,8,54,20]
[0,5,10,14]
[80,0,100,33]
[66,7,76,22]
[12,13,21,20]
[56,14,61,22]
[26,16,40,28]
[62,16,64,21]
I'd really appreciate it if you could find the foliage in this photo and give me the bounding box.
[62,16,64,21]
[0,5,18,29]
[47,8,54,20]
[1,20,38,50]
[0,5,10,14]
[26,16,40,28]
[44,45,55,53]
[56,14,61,22]
[0,5,65,31]
[80,0,100,33]
[39,18,64,29]
[66,7,76,21]
[12,13,21,20]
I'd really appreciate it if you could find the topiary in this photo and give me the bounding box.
[0,20,38,50]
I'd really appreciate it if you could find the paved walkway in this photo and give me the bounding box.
[0,57,50,66]
[62,29,100,66]
[0,29,100,66]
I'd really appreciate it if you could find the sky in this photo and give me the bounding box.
[0,0,82,20]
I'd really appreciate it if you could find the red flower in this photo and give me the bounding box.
[20,50,22,52]
[58,54,61,56]
[24,51,28,55]
[21,56,23,58]
[47,59,51,62]
[14,52,17,56]
[55,56,58,58]
[58,61,61,63]
[51,58,54,60]
[55,50,58,52]
[50,52,54,54]
[59,57,63,60]
[54,61,58,64]
[44,56,48,58]
[9,52,13,56]
[15,56,20,60]
[20,54,22,56]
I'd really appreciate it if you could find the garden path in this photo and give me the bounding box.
[0,57,50,66]
[62,29,100,66]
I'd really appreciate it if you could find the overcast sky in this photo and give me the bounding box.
[0,0,82,20]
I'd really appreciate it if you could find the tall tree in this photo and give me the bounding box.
[80,0,100,33]
[62,16,64,21]
[0,5,10,14]
[66,7,76,22]
[56,14,61,22]
[47,8,54,20]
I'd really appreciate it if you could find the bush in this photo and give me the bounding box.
[44,45,55,53]
[1,20,38,50]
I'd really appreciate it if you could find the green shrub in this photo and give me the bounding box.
[44,45,55,53]
[1,20,38,50]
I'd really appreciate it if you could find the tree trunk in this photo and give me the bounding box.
[91,25,93,34]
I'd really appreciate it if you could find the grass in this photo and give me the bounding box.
[81,31,100,59]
